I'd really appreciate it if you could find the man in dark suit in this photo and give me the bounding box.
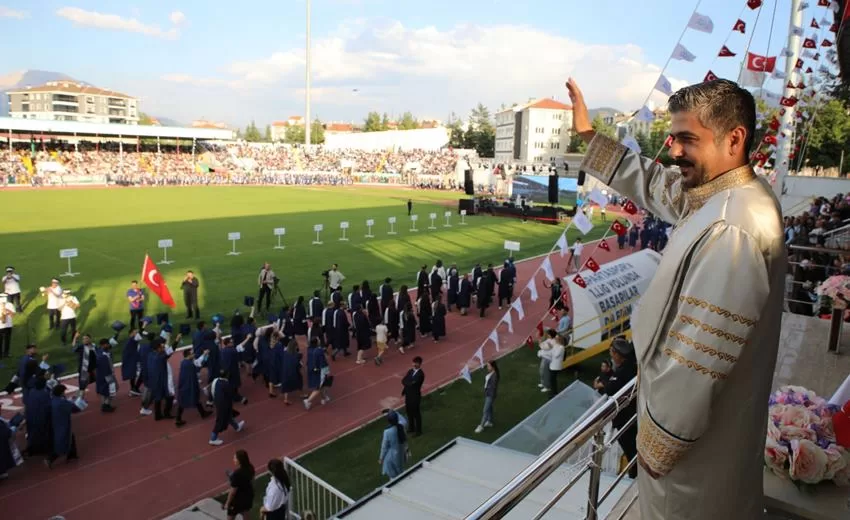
[407,199,413,216]
[401,356,425,436]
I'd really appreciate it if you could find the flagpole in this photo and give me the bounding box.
[304,0,312,146]
[773,0,803,197]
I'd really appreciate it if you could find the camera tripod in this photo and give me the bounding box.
[321,277,330,303]
[271,281,289,309]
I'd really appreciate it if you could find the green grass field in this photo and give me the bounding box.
[0,185,601,383]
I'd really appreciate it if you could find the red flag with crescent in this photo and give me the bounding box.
[572,274,587,289]
[142,254,176,308]
[623,199,639,214]
[703,70,718,82]
[586,257,601,273]
[746,52,776,72]
[718,45,736,57]
[733,19,746,33]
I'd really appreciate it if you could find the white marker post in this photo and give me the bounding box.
[273,228,286,250]
[460,209,468,225]
[158,239,174,264]
[410,214,419,232]
[504,240,521,259]
[388,216,397,235]
[365,219,375,238]
[339,221,350,241]
[428,212,437,230]
[59,248,80,277]
[313,224,324,245]
[227,233,242,256]
[444,211,452,227]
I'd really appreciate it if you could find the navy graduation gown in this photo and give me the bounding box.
[202,332,220,385]
[308,297,323,319]
[120,337,139,381]
[221,346,241,389]
[418,298,432,335]
[417,271,429,295]
[146,351,169,401]
[50,397,77,456]
[429,271,442,301]
[211,377,235,433]
[498,269,512,300]
[74,343,97,388]
[137,342,153,386]
[322,307,335,341]
[379,283,393,312]
[177,358,201,408]
[447,271,459,306]
[192,329,205,358]
[255,336,272,381]
[367,295,381,329]
[458,278,472,308]
[279,350,302,393]
[270,342,285,386]
[306,346,326,390]
[0,420,14,475]
[333,309,350,352]
[293,304,308,336]
[95,350,115,398]
[347,291,362,312]
[432,302,447,339]
[353,311,371,350]
[401,312,417,346]
[24,382,51,454]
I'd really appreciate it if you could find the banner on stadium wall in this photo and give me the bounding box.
[566,249,661,349]
[511,175,578,206]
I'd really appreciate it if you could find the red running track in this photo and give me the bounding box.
[0,234,634,520]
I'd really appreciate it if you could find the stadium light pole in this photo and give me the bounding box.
[305,0,312,147]
[772,0,802,198]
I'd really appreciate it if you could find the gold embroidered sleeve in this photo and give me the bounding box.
[638,223,770,476]
[579,133,687,224]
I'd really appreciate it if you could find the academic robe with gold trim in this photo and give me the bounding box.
[580,133,786,519]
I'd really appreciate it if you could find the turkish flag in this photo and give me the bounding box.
[803,38,817,49]
[786,80,796,89]
[769,118,780,131]
[525,336,535,349]
[746,52,776,72]
[790,152,796,160]
[572,274,587,289]
[753,151,767,162]
[704,70,718,82]
[141,254,176,308]
[623,200,639,215]
[747,0,762,9]
[718,45,736,57]
[561,289,570,307]
[811,18,820,29]
[795,58,803,69]
[779,108,786,116]
[797,81,806,89]
[821,39,833,48]
[813,53,820,61]
[586,257,601,273]
[806,67,813,73]
[833,401,850,448]
[763,134,777,145]
[599,240,611,252]
[663,135,673,148]
[733,19,746,33]
[536,321,545,337]
[780,96,798,107]
[611,220,628,236]
[818,0,829,6]
[830,23,838,33]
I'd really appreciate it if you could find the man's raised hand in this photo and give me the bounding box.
[566,78,594,143]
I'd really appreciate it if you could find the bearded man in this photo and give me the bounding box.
[567,78,786,519]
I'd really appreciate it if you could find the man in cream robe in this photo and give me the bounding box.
[571,79,786,519]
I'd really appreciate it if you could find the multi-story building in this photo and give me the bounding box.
[271,116,304,141]
[494,98,573,164]
[323,122,355,135]
[616,106,668,140]
[6,80,139,124]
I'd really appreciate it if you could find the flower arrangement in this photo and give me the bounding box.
[765,386,850,486]
[814,275,850,310]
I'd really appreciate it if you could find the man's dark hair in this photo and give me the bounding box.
[413,356,423,364]
[131,280,138,284]
[668,79,756,155]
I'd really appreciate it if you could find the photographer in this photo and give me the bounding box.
[257,263,276,313]
[326,264,345,294]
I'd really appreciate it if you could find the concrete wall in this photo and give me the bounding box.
[780,175,850,216]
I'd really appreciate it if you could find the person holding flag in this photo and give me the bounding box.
[141,254,177,309]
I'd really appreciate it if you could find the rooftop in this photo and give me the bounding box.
[7,80,134,99]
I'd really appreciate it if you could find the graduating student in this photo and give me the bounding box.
[303,339,331,410]
[307,317,323,348]
[253,322,277,386]
[383,299,400,349]
[379,278,393,314]
[121,329,142,396]
[400,304,417,351]
[446,265,459,312]
[431,300,447,342]
[47,384,80,468]
[429,267,442,303]
[95,339,117,413]
[321,303,336,348]
[209,370,246,446]
[416,266,429,297]
[476,274,491,318]
[192,321,207,358]
[202,328,221,385]
[497,264,513,309]
[71,333,97,401]
[278,339,303,405]
[291,296,308,337]
[395,285,412,317]
[220,332,252,405]
[176,348,211,427]
[142,338,175,420]
[269,336,286,398]
[333,305,351,359]
[307,291,323,321]
[366,293,381,329]
[23,373,52,457]
[458,273,472,316]
[353,307,372,365]
[417,292,432,337]
[16,344,38,401]
[471,263,483,290]
[347,285,362,315]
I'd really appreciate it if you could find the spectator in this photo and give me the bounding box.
[379,411,407,479]
[474,360,499,434]
[223,449,255,520]
[260,459,291,520]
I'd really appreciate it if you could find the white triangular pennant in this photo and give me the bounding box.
[671,43,696,62]
[589,187,609,208]
[654,74,673,95]
[621,135,641,154]
[687,12,714,34]
[501,312,513,334]
[526,278,539,302]
[488,329,499,349]
[556,232,569,257]
[635,105,655,122]
[474,345,484,367]
[511,298,525,321]
[541,257,555,282]
[460,364,472,384]
[573,211,593,235]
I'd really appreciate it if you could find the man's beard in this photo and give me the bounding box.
[675,158,709,190]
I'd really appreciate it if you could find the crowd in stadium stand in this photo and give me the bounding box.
[0,141,462,189]
[785,194,850,318]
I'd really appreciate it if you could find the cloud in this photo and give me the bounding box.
[169,10,185,25]
[55,7,179,39]
[158,19,687,124]
[0,6,28,19]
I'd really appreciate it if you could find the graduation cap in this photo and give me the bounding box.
[156,313,169,325]
[267,313,278,324]
[141,316,154,326]
[211,313,225,325]
[162,323,174,334]
[179,323,191,335]
[111,320,127,332]
[244,296,255,307]
[50,363,67,378]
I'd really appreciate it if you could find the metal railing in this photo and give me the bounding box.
[464,378,638,520]
[284,457,355,520]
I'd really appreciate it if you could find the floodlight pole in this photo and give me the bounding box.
[305,0,312,146]
[772,0,802,198]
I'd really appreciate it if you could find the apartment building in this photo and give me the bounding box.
[494,98,573,164]
[6,80,139,124]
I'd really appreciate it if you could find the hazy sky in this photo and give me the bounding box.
[0,0,838,127]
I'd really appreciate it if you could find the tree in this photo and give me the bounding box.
[447,113,465,148]
[310,118,325,144]
[399,111,418,130]
[469,103,492,132]
[591,115,616,139]
[799,99,850,172]
[381,113,390,130]
[568,133,587,153]
[235,128,243,140]
[264,125,272,142]
[243,120,262,142]
[138,112,155,126]
[283,118,325,144]
[364,111,382,132]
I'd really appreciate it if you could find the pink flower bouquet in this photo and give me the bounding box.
[765,386,850,486]
[815,275,850,310]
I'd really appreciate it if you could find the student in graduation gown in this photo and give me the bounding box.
[192,322,207,358]
[253,323,277,384]
[400,304,417,350]
[476,275,491,318]
[367,293,381,329]
[379,278,393,315]
[353,308,372,365]
[176,348,211,427]
[24,374,52,457]
[202,329,221,385]
[429,268,442,303]
[383,299,400,348]
[279,339,303,405]
[209,370,245,446]
[16,345,38,401]
[95,339,117,413]
[629,224,639,249]
[379,411,407,480]
[417,293,432,337]
[347,285,362,318]
[497,265,512,309]
[322,303,336,348]
[121,330,142,396]
[278,310,295,340]
[136,333,155,413]
[240,316,258,367]
[472,263,483,289]
[220,333,251,405]
[458,274,472,316]
[72,333,97,400]
[431,300,447,342]
[143,338,174,420]
[47,384,80,468]
[291,297,308,337]
[269,336,286,398]
[308,291,323,321]
[303,339,331,410]
[447,267,459,311]
[395,285,412,318]
[0,413,15,479]
[416,266,429,297]
[333,306,351,359]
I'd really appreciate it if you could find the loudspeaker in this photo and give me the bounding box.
[548,175,559,204]
[464,170,474,195]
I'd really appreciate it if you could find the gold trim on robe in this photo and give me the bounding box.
[685,165,756,211]
[637,409,693,476]
[579,133,628,184]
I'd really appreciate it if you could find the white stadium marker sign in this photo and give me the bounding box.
[313,224,324,245]
[227,232,242,256]
[273,228,286,250]
[59,248,80,277]
[158,239,174,264]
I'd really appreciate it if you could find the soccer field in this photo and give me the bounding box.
[0,185,597,383]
